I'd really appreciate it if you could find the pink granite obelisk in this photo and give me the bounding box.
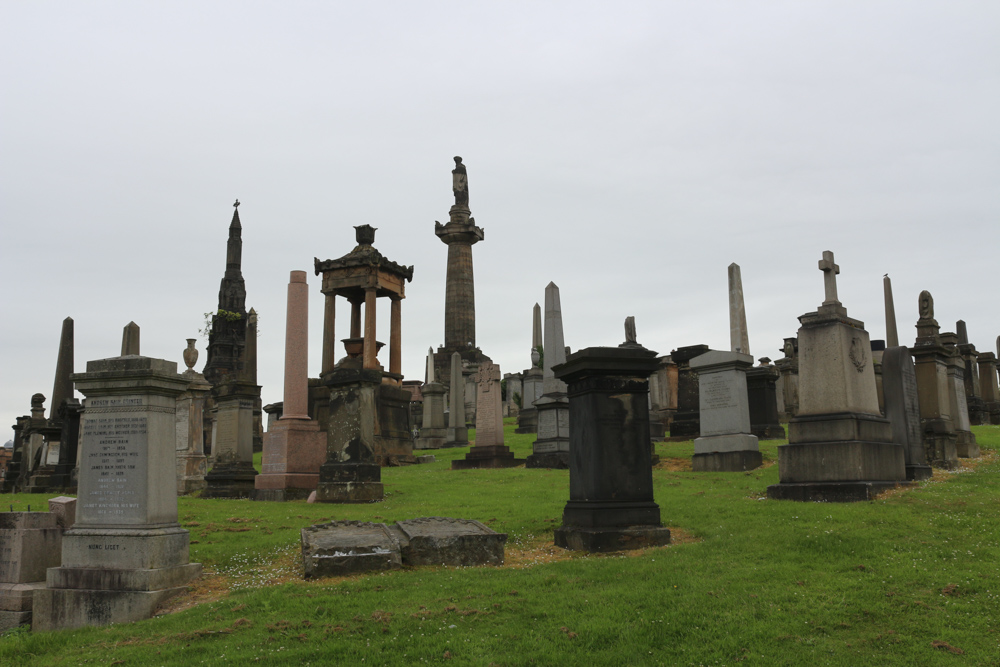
[254,270,326,500]
[282,271,311,420]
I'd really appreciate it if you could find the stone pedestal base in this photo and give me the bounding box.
[776,441,905,483]
[693,450,763,472]
[415,427,447,450]
[32,527,201,632]
[203,462,258,499]
[0,582,46,631]
[515,407,537,434]
[177,454,208,495]
[767,481,913,502]
[554,525,671,553]
[47,463,78,494]
[668,411,699,440]
[315,462,383,503]
[922,419,959,469]
[451,445,524,470]
[254,419,325,499]
[906,464,933,481]
[956,430,980,458]
[525,451,570,469]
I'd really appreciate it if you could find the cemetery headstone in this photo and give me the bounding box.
[445,352,469,446]
[690,350,761,472]
[767,251,907,501]
[33,354,201,631]
[553,324,671,552]
[452,362,523,469]
[941,332,979,458]
[977,351,1000,425]
[955,320,986,426]
[0,512,62,631]
[910,291,959,468]
[527,283,570,468]
[516,303,544,434]
[175,339,210,495]
[668,344,710,439]
[881,346,932,480]
[416,348,447,450]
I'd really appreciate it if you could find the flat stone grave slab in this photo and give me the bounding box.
[301,521,402,579]
[300,517,506,578]
[391,518,506,567]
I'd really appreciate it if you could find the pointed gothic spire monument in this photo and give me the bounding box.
[433,157,492,425]
[202,201,260,498]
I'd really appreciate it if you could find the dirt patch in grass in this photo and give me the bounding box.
[657,458,693,472]
[155,573,232,616]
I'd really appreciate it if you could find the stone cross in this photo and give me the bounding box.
[818,251,840,305]
[425,347,435,384]
[883,274,899,347]
[728,263,750,354]
[233,199,240,209]
[478,362,501,391]
[121,321,140,356]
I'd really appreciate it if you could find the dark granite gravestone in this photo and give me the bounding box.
[667,344,710,439]
[882,347,932,481]
[746,360,786,440]
[552,336,671,552]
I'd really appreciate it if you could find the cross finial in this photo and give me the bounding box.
[233,199,240,209]
[818,250,840,305]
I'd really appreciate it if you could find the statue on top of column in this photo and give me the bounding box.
[452,156,469,207]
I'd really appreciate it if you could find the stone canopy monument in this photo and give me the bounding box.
[432,157,492,426]
[313,225,415,502]
[767,251,907,502]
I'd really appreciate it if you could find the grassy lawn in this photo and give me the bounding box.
[2,421,999,665]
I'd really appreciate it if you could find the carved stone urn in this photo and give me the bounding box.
[183,338,199,371]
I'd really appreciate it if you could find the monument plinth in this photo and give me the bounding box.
[690,351,762,472]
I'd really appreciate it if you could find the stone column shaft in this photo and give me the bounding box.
[322,294,336,375]
[282,271,310,420]
[390,297,402,380]
[444,243,476,349]
[363,288,377,370]
[350,300,362,339]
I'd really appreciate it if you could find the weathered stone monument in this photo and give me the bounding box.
[503,372,522,418]
[202,202,261,498]
[774,337,800,420]
[553,320,671,552]
[648,355,678,439]
[728,264,785,440]
[668,345,710,439]
[955,320,986,426]
[432,157,492,425]
[445,352,469,447]
[416,348,447,450]
[452,362,523,469]
[880,275,931,481]
[0,511,62,631]
[314,225,414,502]
[910,291,960,469]
[690,350,761,472]
[516,303,544,434]
[977,348,1000,425]
[254,271,326,501]
[527,283,570,468]
[175,339,210,495]
[33,354,201,631]
[882,346,932,481]
[941,331,979,458]
[767,251,907,501]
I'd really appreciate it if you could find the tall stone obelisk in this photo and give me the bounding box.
[434,157,491,425]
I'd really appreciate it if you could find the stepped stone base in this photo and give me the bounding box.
[692,450,762,472]
[767,481,913,502]
[525,451,570,469]
[452,445,524,470]
[554,525,671,553]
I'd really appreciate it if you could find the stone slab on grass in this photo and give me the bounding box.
[301,517,506,578]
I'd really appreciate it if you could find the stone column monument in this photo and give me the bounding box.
[955,321,986,426]
[445,352,469,446]
[910,291,959,469]
[516,303,544,434]
[978,350,1000,425]
[33,355,201,631]
[941,332,979,458]
[416,348,447,450]
[552,322,671,552]
[175,339,210,495]
[433,157,492,423]
[767,251,907,502]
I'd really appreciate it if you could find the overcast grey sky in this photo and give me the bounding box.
[2,1,998,436]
